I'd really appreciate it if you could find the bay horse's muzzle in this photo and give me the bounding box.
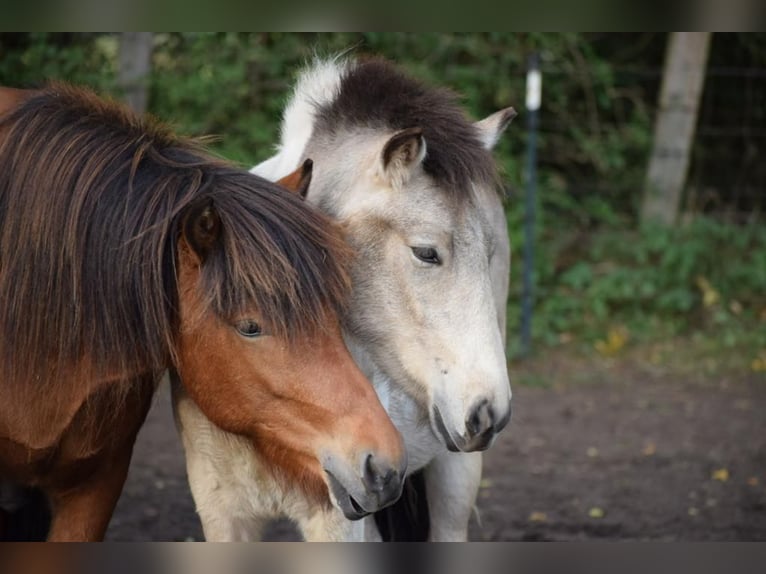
[323,452,407,520]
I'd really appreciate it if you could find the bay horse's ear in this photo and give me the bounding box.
[276,158,313,199]
[379,127,425,188]
[474,107,517,150]
[182,198,221,263]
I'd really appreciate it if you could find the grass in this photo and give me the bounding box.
[509,321,766,389]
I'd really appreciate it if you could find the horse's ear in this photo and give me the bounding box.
[474,107,517,150]
[276,158,313,199]
[379,127,425,188]
[182,198,221,263]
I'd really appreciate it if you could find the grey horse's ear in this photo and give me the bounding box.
[379,127,426,188]
[182,198,221,263]
[474,107,517,150]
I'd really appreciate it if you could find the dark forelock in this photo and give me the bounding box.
[314,58,499,198]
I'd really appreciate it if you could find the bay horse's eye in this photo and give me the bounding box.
[236,320,263,338]
[411,246,441,265]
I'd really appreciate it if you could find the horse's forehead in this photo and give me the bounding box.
[313,129,496,245]
[399,181,454,221]
[376,180,495,250]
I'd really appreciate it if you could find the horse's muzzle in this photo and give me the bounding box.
[433,398,512,452]
[323,452,407,520]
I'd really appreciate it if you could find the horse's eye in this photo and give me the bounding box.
[411,246,441,265]
[236,320,262,338]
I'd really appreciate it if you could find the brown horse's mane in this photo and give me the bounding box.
[0,83,352,405]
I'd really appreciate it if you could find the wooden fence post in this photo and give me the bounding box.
[118,33,153,114]
[640,32,711,227]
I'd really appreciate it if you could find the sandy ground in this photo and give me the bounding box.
[104,359,766,541]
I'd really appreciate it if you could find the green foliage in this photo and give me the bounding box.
[148,33,337,165]
[0,33,116,90]
[1,32,659,207]
[506,215,766,355]
[2,32,763,366]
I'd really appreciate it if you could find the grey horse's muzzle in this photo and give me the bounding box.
[432,398,512,452]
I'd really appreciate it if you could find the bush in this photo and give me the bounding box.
[2,33,763,361]
[506,215,766,353]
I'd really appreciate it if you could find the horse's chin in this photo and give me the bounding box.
[251,439,332,505]
[382,370,465,451]
[324,471,371,521]
[430,403,462,452]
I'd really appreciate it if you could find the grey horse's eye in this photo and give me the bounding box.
[236,320,263,338]
[411,246,441,265]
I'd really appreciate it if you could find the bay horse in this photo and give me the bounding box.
[0,83,405,541]
[174,56,515,541]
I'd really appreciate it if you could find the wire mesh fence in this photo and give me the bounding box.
[530,33,766,224]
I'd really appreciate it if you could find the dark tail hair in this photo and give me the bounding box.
[0,486,51,541]
[373,470,430,541]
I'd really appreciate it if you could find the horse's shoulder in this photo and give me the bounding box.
[0,374,145,452]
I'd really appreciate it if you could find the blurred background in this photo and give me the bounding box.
[1,32,764,540]
[3,32,764,363]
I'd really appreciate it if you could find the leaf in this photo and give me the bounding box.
[528,511,547,523]
[588,507,605,518]
[711,468,729,482]
[594,326,629,356]
[695,276,720,308]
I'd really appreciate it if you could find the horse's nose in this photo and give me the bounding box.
[495,398,512,433]
[463,397,511,451]
[362,453,405,509]
[322,450,406,520]
[465,398,494,439]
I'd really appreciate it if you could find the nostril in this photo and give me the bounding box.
[465,398,494,438]
[466,409,478,436]
[363,454,396,494]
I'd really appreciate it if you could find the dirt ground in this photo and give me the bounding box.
[105,356,766,541]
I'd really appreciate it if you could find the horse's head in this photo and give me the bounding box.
[172,173,406,519]
[297,65,516,452]
[0,81,403,518]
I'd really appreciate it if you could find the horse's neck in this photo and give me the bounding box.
[251,60,346,181]
[249,109,311,181]
[281,57,345,148]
